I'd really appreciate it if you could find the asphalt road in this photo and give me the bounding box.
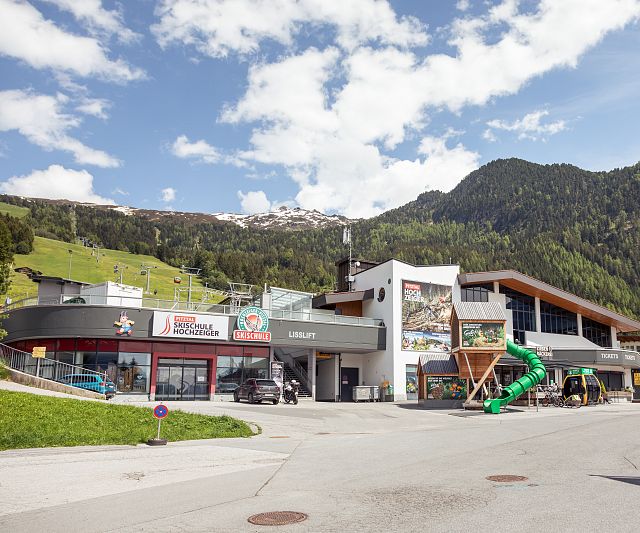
[1,394,639,532]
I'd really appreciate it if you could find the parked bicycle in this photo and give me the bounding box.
[540,384,564,407]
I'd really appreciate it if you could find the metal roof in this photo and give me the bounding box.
[453,301,506,321]
[418,352,459,374]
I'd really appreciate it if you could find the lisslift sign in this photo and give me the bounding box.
[152,311,229,340]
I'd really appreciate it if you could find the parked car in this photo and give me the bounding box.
[234,379,280,404]
[59,374,116,398]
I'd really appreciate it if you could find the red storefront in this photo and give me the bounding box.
[8,338,269,400]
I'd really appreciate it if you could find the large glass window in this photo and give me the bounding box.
[500,287,536,344]
[215,355,269,392]
[117,353,151,393]
[582,317,611,348]
[540,301,578,335]
[461,283,493,303]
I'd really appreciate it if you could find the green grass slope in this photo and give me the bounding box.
[0,390,254,450]
[0,201,29,219]
[6,236,205,301]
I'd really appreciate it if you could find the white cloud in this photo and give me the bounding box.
[456,0,471,12]
[152,0,428,57]
[76,98,111,120]
[42,0,140,43]
[0,89,120,167]
[0,165,114,204]
[171,135,220,164]
[0,0,144,82]
[486,110,567,141]
[161,187,176,202]
[161,0,640,217]
[112,187,129,196]
[237,190,272,214]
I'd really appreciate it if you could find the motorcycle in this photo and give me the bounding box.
[283,380,299,405]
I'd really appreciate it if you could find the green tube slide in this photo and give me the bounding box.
[483,340,546,414]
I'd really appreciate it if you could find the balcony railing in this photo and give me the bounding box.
[4,295,384,327]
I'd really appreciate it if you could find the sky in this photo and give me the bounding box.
[0,0,639,219]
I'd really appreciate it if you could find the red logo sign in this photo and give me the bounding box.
[233,330,271,342]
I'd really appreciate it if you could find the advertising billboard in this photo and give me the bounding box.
[401,280,452,352]
[426,376,467,400]
[460,322,505,349]
[152,311,229,340]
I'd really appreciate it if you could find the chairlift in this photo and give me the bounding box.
[174,276,182,284]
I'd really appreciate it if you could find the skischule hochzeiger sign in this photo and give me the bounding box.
[233,306,271,342]
[152,311,229,339]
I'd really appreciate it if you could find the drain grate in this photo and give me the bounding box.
[486,475,529,483]
[248,511,308,526]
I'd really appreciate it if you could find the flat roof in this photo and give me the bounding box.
[458,270,640,333]
[31,275,90,286]
[313,289,374,309]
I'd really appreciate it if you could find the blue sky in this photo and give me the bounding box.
[0,0,639,218]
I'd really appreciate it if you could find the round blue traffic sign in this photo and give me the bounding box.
[153,404,168,419]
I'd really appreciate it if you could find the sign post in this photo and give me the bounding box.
[32,346,46,377]
[147,404,169,446]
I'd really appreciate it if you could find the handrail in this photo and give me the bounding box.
[4,295,385,327]
[0,342,109,394]
[274,349,311,393]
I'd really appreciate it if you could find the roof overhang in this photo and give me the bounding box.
[312,289,374,309]
[458,270,640,333]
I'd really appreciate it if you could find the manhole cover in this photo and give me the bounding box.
[486,475,528,483]
[247,511,308,526]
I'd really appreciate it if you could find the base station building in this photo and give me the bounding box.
[4,260,640,403]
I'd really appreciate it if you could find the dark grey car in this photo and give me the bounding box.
[234,379,280,404]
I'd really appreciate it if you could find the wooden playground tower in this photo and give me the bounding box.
[450,302,507,408]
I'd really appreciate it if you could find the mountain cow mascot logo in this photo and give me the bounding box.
[233,306,271,342]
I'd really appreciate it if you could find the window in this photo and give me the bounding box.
[461,283,493,303]
[500,287,536,344]
[582,317,611,348]
[117,353,151,393]
[216,355,269,391]
[540,301,577,336]
[598,371,623,391]
[406,364,418,400]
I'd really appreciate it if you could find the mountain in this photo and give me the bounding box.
[1,157,639,317]
[10,199,351,231]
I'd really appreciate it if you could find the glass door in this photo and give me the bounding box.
[155,358,210,401]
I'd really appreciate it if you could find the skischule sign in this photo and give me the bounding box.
[233,306,271,342]
[152,311,228,339]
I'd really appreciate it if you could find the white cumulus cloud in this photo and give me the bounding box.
[0,0,144,82]
[171,135,220,164]
[153,0,428,57]
[0,89,120,167]
[42,0,140,43]
[0,165,114,204]
[237,190,272,214]
[486,110,567,141]
[154,0,640,217]
[161,187,176,202]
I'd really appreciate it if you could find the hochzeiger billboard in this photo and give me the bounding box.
[401,280,452,352]
[152,311,229,340]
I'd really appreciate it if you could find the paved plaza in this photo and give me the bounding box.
[1,383,639,532]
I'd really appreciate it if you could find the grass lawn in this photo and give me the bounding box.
[0,390,255,450]
[5,236,210,301]
[0,201,29,219]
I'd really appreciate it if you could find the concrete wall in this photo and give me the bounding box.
[6,368,105,400]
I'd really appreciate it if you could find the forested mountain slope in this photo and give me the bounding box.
[2,158,638,317]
